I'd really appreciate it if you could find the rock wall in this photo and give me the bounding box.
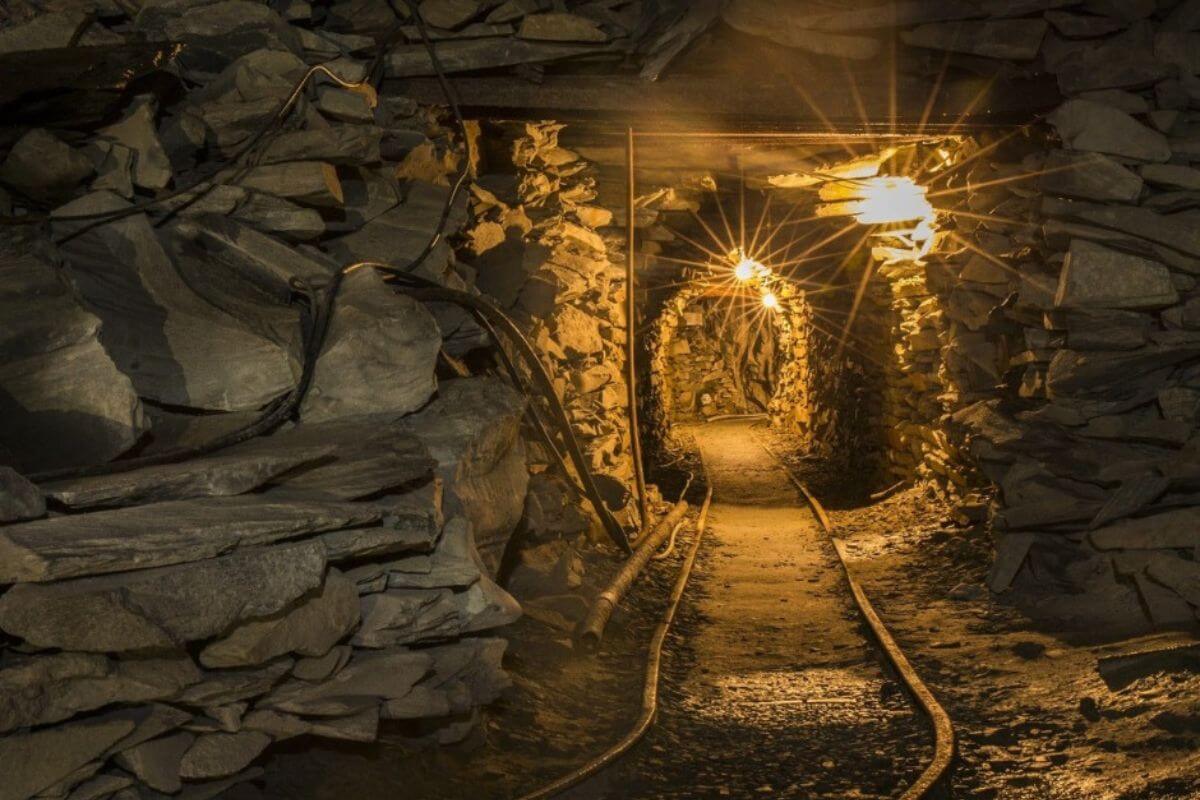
[0,2,544,796]
[726,1,1200,627]
[464,121,636,499]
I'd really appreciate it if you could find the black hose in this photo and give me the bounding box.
[389,280,632,554]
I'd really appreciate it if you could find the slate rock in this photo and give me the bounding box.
[0,652,200,734]
[0,466,44,523]
[315,86,375,124]
[1045,10,1124,38]
[722,0,879,58]
[200,569,360,668]
[233,162,345,208]
[420,0,481,30]
[42,442,334,510]
[175,661,294,707]
[292,645,352,682]
[1146,553,1200,606]
[0,541,326,651]
[262,415,436,500]
[259,125,382,166]
[1042,196,1200,258]
[0,251,146,473]
[519,13,608,42]
[53,192,297,412]
[1140,164,1200,191]
[353,574,520,648]
[114,731,195,793]
[0,128,93,203]
[1047,345,1200,399]
[180,731,272,780]
[0,495,386,584]
[399,379,528,573]
[63,774,134,800]
[1039,150,1143,203]
[233,192,327,241]
[1055,38,1171,95]
[1048,100,1171,163]
[301,267,441,423]
[901,19,1047,60]
[0,712,136,800]
[97,96,172,191]
[259,649,433,716]
[0,11,92,55]
[1091,508,1200,550]
[1055,239,1177,310]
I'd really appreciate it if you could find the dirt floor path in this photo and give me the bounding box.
[570,420,927,799]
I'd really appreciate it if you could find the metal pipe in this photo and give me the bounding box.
[626,126,649,530]
[578,498,690,651]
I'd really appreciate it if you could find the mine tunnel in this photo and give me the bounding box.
[3,2,1200,800]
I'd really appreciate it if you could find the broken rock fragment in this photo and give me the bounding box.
[1048,100,1171,162]
[97,96,173,191]
[0,541,326,651]
[1055,239,1177,310]
[0,466,44,523]
[0,128,93,203]
[301,267,441,423]
[199,569,361,668]
[0,250,145,473]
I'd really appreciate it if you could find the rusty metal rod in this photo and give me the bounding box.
[578,498,690,651]
[516,486,711,800]
[626,125,649,529]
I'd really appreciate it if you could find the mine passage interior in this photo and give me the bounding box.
[8,1,1200,798]
[635,133,969,489]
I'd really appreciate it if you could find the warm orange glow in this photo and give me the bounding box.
[761,291,779,311]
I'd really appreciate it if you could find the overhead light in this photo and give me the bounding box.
[729,249,769,282]
[817,176,934,227]
[761,291,779,311]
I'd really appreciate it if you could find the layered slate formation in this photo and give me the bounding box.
[0,2,555,798]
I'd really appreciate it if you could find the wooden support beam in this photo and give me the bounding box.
[387,71,1059,129]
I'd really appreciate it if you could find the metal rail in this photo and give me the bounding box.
[759,437,956,800]
[515,485,713,800]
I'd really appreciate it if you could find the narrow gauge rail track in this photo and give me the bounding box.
[517,425,955,800]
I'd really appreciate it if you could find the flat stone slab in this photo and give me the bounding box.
[0,652,200,734]
[1055,239,1177,310]
[0,541,327,651]
[0,495,389,584]
[0,250,145,473]
[258,649,432,717]
[1092,508,1200,550]
[42,442,335,510]
[199,569,360,668]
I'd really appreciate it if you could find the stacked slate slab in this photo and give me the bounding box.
[0,2,563,798]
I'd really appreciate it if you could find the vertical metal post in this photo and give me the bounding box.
[626,127,649,530]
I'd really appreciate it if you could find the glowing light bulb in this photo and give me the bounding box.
[734,257,757,281]
[817,176,934,226]
[761,291,779,311]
